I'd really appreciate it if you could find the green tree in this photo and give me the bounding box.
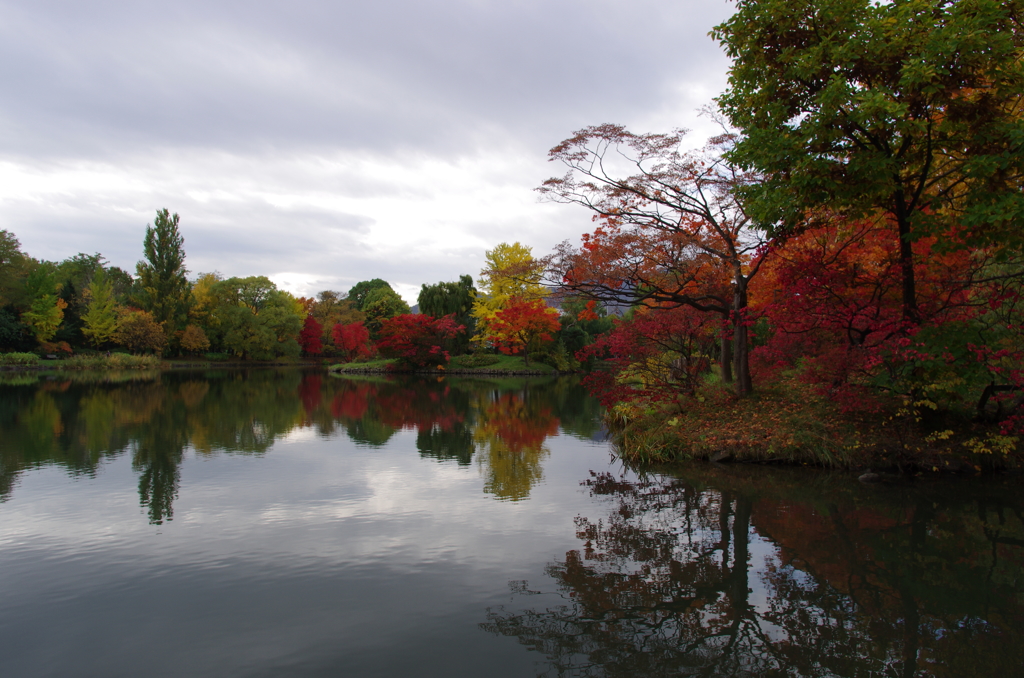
[362,285,410,338]
[347,278,393,311]
[81,267,120,347]
[20,262,66,345]
[136,209,190,331]
[0,310,32,352]
[211,276,303,360]
[54,253,104,346]
[0,230,29,308]
[712,0,1024,322]
[418,274,477,353]
[105,266,135,302]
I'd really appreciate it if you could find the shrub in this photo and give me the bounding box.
[0,352,40,366]
[455,354,501,368]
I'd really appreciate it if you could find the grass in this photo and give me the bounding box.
[328,354,559,374]
[448,353,558,373]
[328,358,396,372]
[59,353,166,370]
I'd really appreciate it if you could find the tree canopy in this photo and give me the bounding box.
[712,0,1024,321]
[418,275,476,352]
[347,279,393,311]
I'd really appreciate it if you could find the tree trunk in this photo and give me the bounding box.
[732,280,753,397]
[895,209,920,325]
[720,324,734,384]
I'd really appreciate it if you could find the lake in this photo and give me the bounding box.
[1,368,1022,677]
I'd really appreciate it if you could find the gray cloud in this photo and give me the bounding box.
[0,0,735,301]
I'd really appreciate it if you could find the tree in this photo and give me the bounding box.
[298,315,324,356]
[580,305,721,407]
[210,276,303,360]
[750,217,1024,422]
[179,324,210,354]
[377,313,465,368]
[472,242,549,343]
[331,321,373,361]
[54,253,105,346]
[418,274,477,352]
[0,309,32,352]
[113,308,166,354]
[81,267,120,347]
[105,266,135,302]
[347,279,393,311]
[136,209,190,332]
[486,298,561,365]
[308,290,364,353]
[188,272,222,345]
[419,274,476,317]
[0,230,29,308]
[362,286,410,338]
[540,126,766,395]
[712,0,1024,324]
[20,262,67,345]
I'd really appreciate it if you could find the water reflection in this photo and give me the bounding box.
[0,369,603,521]
[475,392,559,501]
[481,466,1024,677]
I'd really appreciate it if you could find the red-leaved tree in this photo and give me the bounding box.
[298,315,324,356]
[579,305,720,408]
[750,216,1024,422]
[377,313,465,369]
[331,321,373,361]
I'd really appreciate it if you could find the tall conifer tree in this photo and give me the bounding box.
[136,209,190,332]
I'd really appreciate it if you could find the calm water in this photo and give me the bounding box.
[0,368,1021,677]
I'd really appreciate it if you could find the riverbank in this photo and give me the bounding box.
[0,354,314,371]
[606,371,1022,475]
[1,352,567,377]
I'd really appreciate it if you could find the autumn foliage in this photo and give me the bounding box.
[376,313,465,369]
[331,321,373,361]
[581,305,720,408]
[298,315,323,356]
[485,299,560,363]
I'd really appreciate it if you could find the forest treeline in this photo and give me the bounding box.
[0,215,609,370]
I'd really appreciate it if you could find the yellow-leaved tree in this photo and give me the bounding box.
[471,242,550,346]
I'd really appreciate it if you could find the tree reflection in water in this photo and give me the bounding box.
[475,391,560,501]
[0,370,601,522]
[481,467,1024,677]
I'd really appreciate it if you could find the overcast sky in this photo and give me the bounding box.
[0,0,735,303]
